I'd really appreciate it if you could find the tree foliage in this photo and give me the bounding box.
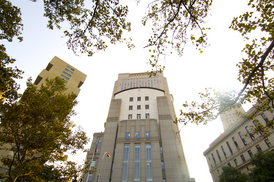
[0,0,24,102]
[219,166,248,182]
[178,0,274,135]
[0,77,88,182]
[249,151,274,182]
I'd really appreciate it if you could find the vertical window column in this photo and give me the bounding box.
[146,144,153,182]
[134,145,140,182]
[122,145,129,182]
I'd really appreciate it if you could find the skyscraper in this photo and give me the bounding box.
[83,72,195,182]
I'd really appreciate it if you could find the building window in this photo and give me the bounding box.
[211,164,213,168]
[211,153,216,165]
[216,149,221,162]
[146,131,150,138]
[256,144,262,152]
[234,159,238,167]
[161,161,165,169]
[232,137,240,150]
[135,132,140,138]
[240,154,246,163]
[145,113,150,119]
[130,97,133,102]
[245,126,255,140]
[125,132,130,138]
[163,179,166,182]
[64,68,73,74]
[62,71,71,77]
[137,105,141,110]
[228,163,231,167]
[95,138,100,154]
[67,65,75,72]
[160,146,163,153]
[88,174,92,181]
[145,105,149,109]
[137,114,141,119]
[60,74,69,81]
[238,132,247,146]
[221,146,227,159]
[265,139,272,148]
[129,106,133,110]
[226,141,233,155]
[253,120,262,135]
[122,145,129,182]
[248,150,253,158]
[145,96,149,101]
[261,113,270,125]
[146,144,153,181]
[134,145,140,182]
[137,97,141,101]
[128,114,132,119]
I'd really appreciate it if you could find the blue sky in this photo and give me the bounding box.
[4,0,252,181]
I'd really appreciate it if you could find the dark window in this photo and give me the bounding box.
[238,132,247,145]
[221,146,227,159]
[228,163,231,167]
[34,76,43,85]
[245,126,255,140]
[137,114,141,119]
[78,81,84,88]
[137,105,141,110]
[137,97,141,101]
[253,120,262,135]
[261,113,270,125]
[216,150,221,162]
[234,159,238,167]
[128,114,132,119]
[145,113,150,119]
[145,96,149,101]
[145,105,149,109]
[129,97,133,102]
[211,153,216,165]
[46,63,53,71]
[256,145,262,152]
[248,150,253,158]
[232,137,240,150]
[161,162,164,169]
[240,154,246,162]
[129,106,133,110]
[226,141,233,155]
[265,139,272,148]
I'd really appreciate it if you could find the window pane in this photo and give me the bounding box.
[122,145,129,182]
[134,145,140,182]
[146,144,153,181]
[146,131,150,138]
[135,132,140,138]
[125,132,130,138]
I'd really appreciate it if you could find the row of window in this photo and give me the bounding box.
[129,105,149,110]
[129,96,149,102]
[128,113,150,119]
[125,131,150,138]
[122,78,158,83]
[209,113,273,169]
[121,144,164,182]
[122,84,159,90]
[60,65,74,83]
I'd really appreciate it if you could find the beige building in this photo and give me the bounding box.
[34,56,86,96]
[204,106,274,182]
[0,56,86,181]
[83,72,195,182]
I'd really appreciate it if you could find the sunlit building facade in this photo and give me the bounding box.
[83,72,195,182]
[204,106,274,182]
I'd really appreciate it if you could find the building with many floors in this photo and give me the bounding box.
[204,106,274,182]
[82,72,195,182]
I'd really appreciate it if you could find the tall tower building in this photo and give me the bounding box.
[33,56,86,96]
[220,106,246,131]
[83,72,195,182]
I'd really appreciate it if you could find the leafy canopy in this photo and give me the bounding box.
[178,0,274,135]
[219,166,248,182]
[0,77,89,182]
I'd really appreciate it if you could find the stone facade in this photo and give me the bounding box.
[83,72,195,182]
[204,106,274,182]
